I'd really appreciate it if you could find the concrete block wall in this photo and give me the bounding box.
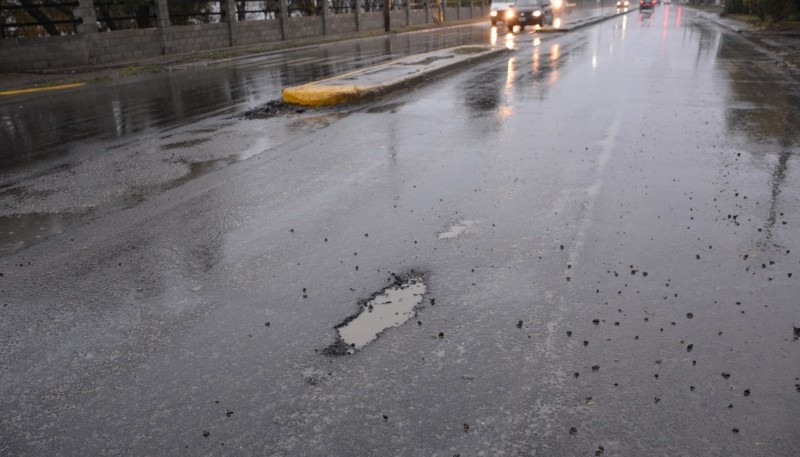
[360,12,385,31]
[87,29,162,65]
[162,23,230,55]
[0,35,90,71]
[409,10,428,26]
[328,15,358,35]
[0,4,486,72]
[285,17,324,40]
[390,11,408,28]
[233,20,283,46]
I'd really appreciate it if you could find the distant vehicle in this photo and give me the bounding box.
[616,0,630,8]
[662,0,671,3]
[639,0,655,9]
[490,0,515,26]
[504,0,554,32]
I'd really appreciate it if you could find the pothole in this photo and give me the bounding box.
[162,137,212,150]
[243,100,305,118]
[452,46,489,55]
[438,220,477,239]
[325,276,427,355]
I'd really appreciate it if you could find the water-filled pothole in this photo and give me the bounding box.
[438,220,477,239]
[325,276,427,355]
[0,211,89,257]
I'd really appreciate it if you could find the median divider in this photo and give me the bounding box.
[282,45,510,107]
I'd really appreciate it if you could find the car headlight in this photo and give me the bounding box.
[505,10,515,19]
[533,10,542,17]
[490,10,497,17]
[552,0,563,7]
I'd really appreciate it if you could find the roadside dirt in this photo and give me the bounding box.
[747,30,800,71]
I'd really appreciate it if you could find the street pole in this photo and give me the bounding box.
[384,0,392,31]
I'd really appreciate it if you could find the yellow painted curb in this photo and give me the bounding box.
[0,82,86,96]
[281,45,506,107]
[282,84,370,107]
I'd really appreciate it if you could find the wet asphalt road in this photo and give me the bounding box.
[2,6,800,456]
[0,5,609,169]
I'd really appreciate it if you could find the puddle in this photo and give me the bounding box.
[452,46,488,55]
[366,102,405,113]
[287,113,348,134]
[0,156,239,257]
[188,127,221,134]
[326,277,427,355]
[438,220,477,239]
[403,55,454,66]
[157,156,237,193]
[0,211,88,257]
[162,137,212,150]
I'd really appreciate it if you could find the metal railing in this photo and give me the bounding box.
[167,0,223,24]
[94,0,157,29]
[234,0,280,20]
[0,1,81,37]
[1,0,491,39]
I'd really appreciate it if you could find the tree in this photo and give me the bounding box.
[95,0,153,30]
[723,0,748,15]
[167,0,215,25]
[760,0,795,22]
[741,0,795,23]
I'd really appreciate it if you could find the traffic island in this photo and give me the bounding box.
[282,45,511,107]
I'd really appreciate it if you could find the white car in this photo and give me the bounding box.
[490,0,515,26]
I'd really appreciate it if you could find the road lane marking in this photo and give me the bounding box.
[0,82,86,96]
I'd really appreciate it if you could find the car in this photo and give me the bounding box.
[504,0,554,32]
[490,0,515,26]
[639,0,655,9]
[616,0,630,8]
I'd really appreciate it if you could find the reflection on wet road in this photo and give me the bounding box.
[1,26,496,168]
[0,7,613,169]
[0,8,611,257]
[2,7,800,456]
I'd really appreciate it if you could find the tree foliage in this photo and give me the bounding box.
[757,0,796,22]
[167,0,215,25]
[726,0,797,23]
[96,0,153,30]
[723,0,748,14]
